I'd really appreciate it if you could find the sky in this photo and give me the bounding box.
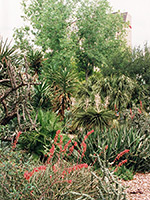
[0,0,150,48]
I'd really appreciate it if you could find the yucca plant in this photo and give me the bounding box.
[0,39,19,85]
[44,65,78,120]
[27,49,43,75]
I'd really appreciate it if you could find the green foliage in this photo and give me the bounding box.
[127,44,150,88]
[32,81,52,109]
[0,147,35,199]
[113,166,134,181]
[0,133,126,200]
[95,75,146,110]
[101,46,132,77]
[27,49,43,75]
[101,43,150,90]
[75,74,147,113]
[44,65,78,119]
[80,127,150,172]
[19,131,51,159]
[0,39,18,64]
[14,0,127,81]
[72,108,117,131]
[120,107,150,134]
[74,0,126,79]
[0,39,19,84]
[19,110,62,158]
[37,109,62,138]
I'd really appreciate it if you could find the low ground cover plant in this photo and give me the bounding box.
[0,130,127,200]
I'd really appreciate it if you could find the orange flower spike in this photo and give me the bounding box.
[59,135,63,144]
[114,159,128,172]
[68,145,74,156]
[138,108,142,114]
[118,159,127,167]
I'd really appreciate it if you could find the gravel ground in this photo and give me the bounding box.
[121,173,150,200]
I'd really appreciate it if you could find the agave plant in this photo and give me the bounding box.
[72,108,117,131]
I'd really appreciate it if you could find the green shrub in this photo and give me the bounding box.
[18,110,63,159]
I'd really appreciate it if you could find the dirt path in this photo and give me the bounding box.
[121,173,150,200]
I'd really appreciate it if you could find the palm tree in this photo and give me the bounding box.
[96,75,143,110]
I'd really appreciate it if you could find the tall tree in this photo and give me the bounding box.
[14,0,127,79]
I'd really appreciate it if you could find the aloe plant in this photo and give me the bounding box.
[79,127,150,172]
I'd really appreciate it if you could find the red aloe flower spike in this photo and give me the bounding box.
[56,134,63,152]
[12,131,22,149]
[114,159,128,172]
[74,141,78,147]
[113,149,129,163]
[105,145,108,150]
[114,167,118,172]
[140,101,142,111]
[52,165,57,173]
[59,135,63,144]
[54,130,60,144]
[137,108,142,114]
[47,144,55,164]
[130,108,135,119]
[68,145,74,156]
[67,141,78,156]
[118,159,127,167]
[24,165,46,181]
[62,140,71,153]
[84,130,94,140]
[130,108,132,116]
[86,130,94,137]
[81,141,87,160]
[63,163,88,176]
